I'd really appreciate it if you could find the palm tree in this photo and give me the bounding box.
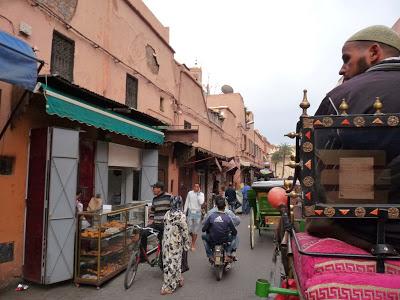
[270,151,282,175]
[278,143,293,178]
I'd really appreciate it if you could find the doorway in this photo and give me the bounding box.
[108,167,141,205]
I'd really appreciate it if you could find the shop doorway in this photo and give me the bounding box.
[108,167,141,205]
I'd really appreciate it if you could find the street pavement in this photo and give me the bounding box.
[1,215,282,300]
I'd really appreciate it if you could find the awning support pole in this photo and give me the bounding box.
[0,62,44,142]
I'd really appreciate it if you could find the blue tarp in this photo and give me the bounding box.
[0,30,38,91]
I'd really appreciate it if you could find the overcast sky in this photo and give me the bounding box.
[143,0,400,145]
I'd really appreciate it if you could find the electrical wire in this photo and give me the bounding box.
[0,14,15,35]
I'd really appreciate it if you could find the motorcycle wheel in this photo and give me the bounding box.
[124,251,140,289]
[215,265,224,281]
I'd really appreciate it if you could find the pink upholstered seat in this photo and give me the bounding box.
[292,232,400,299]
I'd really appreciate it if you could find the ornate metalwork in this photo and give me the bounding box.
[341,119,350,126]
[388,116,399,127]
[314,120,323,126]
[372,118,384,125]
[303,176,314,187]
[302,142,313,153]
[300,89,310,117]
[324,207,336,218]
[304,160,312,169]
[353,116,366,127]
[322,117,333,127]
[373,97,383,115]
[283,180,293,190]
[286,161,300,168]
[304,205,315,216]
[355,207,366,218]
[339,99,349,115]
[287,191,300,198]
[303,118,314,129]
[285,132,300,139]
[388,207,400,219]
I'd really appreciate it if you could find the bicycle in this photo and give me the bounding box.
[124,225,163,289]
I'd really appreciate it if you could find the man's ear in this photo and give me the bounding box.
[367,43,382,64]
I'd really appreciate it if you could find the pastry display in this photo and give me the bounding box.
[75,204,146,287]
[81,230,110,238]
[102,220,125,229]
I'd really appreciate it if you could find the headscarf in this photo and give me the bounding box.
[170,195,183,213]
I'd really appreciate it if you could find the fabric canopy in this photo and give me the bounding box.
[0,30,38,91]
[42,84,164,144]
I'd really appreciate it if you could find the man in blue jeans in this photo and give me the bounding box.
[202,196,237,264]
[241,182,251,214]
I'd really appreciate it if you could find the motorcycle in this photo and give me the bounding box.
[212,243,234,281]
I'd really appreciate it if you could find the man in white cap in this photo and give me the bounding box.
[309,25,400,252]
[316,25,400,115]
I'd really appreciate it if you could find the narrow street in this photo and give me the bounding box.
[1,215,281,300]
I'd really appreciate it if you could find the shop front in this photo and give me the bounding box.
[22,76,165,285]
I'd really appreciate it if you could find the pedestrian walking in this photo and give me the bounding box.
[183,183,205,251]
[225,183,237,212]
[161,196,191,295]
[242,182,251,214]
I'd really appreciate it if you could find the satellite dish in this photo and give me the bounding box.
[221,85,234,94]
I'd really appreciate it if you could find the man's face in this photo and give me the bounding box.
[153,187,161,196]
[193,184,200,192]
[339,41,371,81]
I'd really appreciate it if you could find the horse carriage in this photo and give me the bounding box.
[249,180,285,249]
[256,91,400,299]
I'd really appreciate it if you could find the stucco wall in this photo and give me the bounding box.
[0,0,177,123]
[178,72,236,158]
[0,83,29,287]
[206,93,269,168]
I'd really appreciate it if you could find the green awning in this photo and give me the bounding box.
[42,84,164,144]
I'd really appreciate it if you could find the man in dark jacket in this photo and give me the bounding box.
[316,25,400,116]
[202,197,237,263]
[224,183,237,211]
[309,25,400,252]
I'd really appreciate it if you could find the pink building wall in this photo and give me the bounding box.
[0,0,177,124]
[206,93,270,169]
[0,0,272,286]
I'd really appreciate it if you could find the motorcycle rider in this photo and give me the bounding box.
[202,195,240,259]
[202,196,238,265]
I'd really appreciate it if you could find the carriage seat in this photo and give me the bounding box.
[292,232,400,299]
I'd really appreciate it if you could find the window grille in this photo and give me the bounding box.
[126,75,138,109]
[51,31,74,81]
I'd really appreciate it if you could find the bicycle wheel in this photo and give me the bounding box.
[124,251,139,289]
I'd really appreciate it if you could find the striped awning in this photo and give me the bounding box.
[41,84,164,144]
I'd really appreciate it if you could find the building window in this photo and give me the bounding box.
[51,31,74,81]
[242,135,247,151]
[0,156,14,175]
[184,121,191,129]
[160,97,164,112]
[126,74,138,109]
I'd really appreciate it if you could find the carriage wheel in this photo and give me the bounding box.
[250,207,255,249]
